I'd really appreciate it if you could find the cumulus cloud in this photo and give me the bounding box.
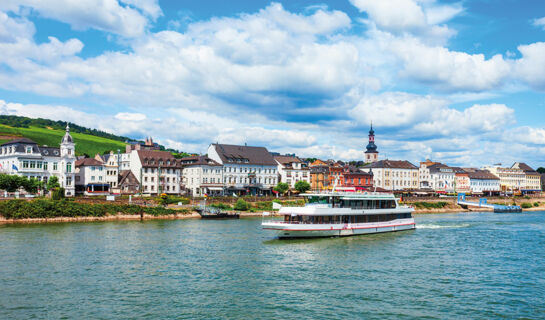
[514,42,545,90]
[391,38,511,92]
[0,0,162,37]
[350,0,462,43]
[349,92,515,138]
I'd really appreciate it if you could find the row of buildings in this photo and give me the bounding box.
[0,125,542,197]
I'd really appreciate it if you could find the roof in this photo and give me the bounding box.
[512,162,539,174]
[1,138,37,146]
[179,155,221,166]
[137,150,179,168]
[119,170,139,185]
[212,143,276,166]
[365,159,418,169]
[274,155,303,165]
[76,158,103,167]
[40,147,61,157]
[467,170,500,180]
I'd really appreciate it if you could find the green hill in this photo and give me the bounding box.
[0,124,127,156]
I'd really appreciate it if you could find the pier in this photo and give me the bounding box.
[457,193,522,213]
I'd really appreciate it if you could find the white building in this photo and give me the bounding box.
[96,151,121,193]
[428,164,455,193]
[180,156,223,196]
[0,125,76,196]
[274,155,310,189]
[75,158,109,195]
[466,169,500,195]
[361,160,419,191]
[129,150,181,195]
[207,143,278,195]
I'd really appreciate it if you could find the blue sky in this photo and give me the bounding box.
[0,0,544,168]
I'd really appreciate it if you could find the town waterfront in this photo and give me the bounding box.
[1,212,544,319]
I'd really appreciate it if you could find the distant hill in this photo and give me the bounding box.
[0,115,194,157]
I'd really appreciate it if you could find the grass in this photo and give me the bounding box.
[0,125,126,156]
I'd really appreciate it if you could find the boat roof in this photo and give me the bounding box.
[302,192,396,199]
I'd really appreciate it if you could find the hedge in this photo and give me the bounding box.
[412,201,448,209]
[0,200,184,219]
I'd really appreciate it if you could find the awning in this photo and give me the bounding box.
[226,186,246,191]
[206,187,223,191]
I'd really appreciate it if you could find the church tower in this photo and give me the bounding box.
[364,123,379,163]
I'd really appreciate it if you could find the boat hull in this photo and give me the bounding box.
[263,219,415,239]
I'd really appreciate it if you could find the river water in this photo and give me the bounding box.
[1,212,544,319]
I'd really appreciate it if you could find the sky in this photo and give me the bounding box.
[0,0,544,168]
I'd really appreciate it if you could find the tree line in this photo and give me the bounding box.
[0,174,60,194]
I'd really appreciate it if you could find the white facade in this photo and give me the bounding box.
[469,178,500,193]
[429,167,455,192]
[275,156,310,189]
[0,126,76,196]
[207,144,278,194]
[182,162,223,196]
[130,150,181,195]
[361,160,419,191]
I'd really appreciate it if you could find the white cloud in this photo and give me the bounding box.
[115,112,146,121]
[514,42,545,90]
[349,92,446,128]
[350,0,462,43]
[0,11,34,42]
[349,92,515,138]
[532,16,545,30]
[0,0,161,37]
[391,38,511,92]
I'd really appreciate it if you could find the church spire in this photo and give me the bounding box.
[364,123,379,163]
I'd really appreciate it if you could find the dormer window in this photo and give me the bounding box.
[26,146,32,153]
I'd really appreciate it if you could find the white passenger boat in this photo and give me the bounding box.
[262,192,415,239]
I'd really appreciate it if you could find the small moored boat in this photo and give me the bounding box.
[196,205,240,219]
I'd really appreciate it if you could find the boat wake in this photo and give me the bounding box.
[417,223,470,229]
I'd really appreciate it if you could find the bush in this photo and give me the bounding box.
[534,202,539,207]
[51,188,65,200]
[0,199,180,219]
[521,202,532,209]
[413,201,448,209]
[209,203,232,210]
[233,198,249,211]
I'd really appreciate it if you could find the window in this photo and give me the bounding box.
[37,162,43,169]
[99,176,102,181]
[43,162,48,170]
[66,177,72,186]
[30,161,36,169]
[26,146,32,153]
[53,162,58,171]
[91,176,95,181]
[66,163,72,173]
[22,161,29,169]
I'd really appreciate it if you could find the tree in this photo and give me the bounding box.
[0,174,24,192]
[22,177,41,194]
[294,180,311,193]
[46,176,60,190]
[537,167,545,174]
[274,182,289,195]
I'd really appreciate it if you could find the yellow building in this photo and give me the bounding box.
[484,165,525,193]
[512,162,542,193]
